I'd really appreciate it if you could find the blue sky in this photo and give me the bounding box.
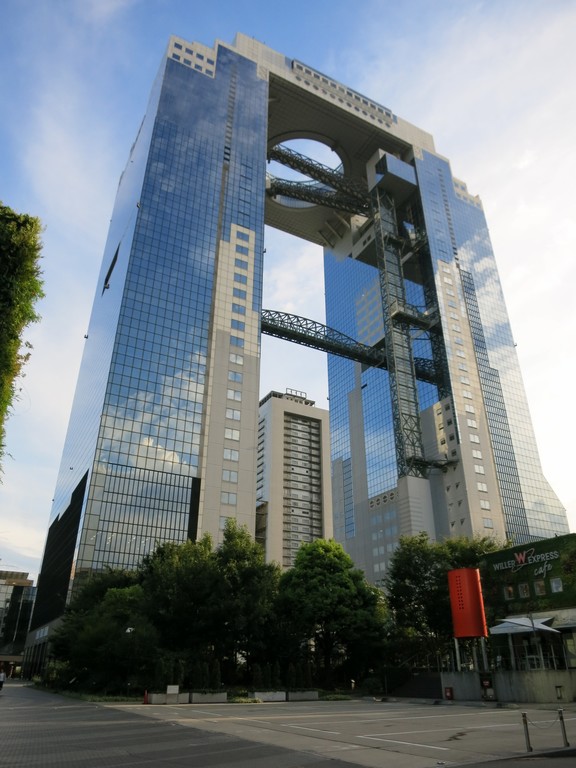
[1,0,575,579]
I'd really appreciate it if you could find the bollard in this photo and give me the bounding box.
[143,689,148,705]
[521,712,532,753]
[558,709,570,748]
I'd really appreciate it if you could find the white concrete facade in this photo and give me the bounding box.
[256,390,333,567]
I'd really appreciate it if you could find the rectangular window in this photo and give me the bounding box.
[234,257,248,269]
[551,578,563,593]
[231,319,245,331]
[221,492,237,505]
[230,336,244,348]
[474,465,485,474]
[472,450,483,459]
[227,389,242,401]
[222,469,238,483]
[224,428,240,441]
[233,287,247,300]
[518,583,530,598]
[223,448,239,461]
[534,580,546,596]
[232,303,246,315]
[470,434,480,443]
[226,408,241,421]
[234,273,248,284]
[235,247,249,257]
[477,482,488,492]
[483,518,494,529]
[465,404,475,413]
[228,371,243,383]
[237,231,249,242]
[467,418,478,428]
[229,353,244,365]
[480,499,491,510]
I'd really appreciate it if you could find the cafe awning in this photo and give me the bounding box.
[489,617,560,635]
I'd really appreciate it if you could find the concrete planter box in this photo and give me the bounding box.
[148,685,189,705]
[287,690,319,701]
[249,690,286,701]
[190,692,228,703]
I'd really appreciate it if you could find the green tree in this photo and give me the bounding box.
[51,581,158,692]
[384,533,503,664]
[0,202,44,468]
[277,539,386,687]
[214,519,281,677]
[51,568,139,662]
[138,536,222,664]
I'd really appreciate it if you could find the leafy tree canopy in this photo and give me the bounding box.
[384,532,503,660]
[278,539,386,685]
[138,535,221,654]
[50,534,389,692]
[0,202,44,468]
[214,519,281,669]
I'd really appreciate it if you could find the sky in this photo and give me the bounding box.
[1,0,575,581]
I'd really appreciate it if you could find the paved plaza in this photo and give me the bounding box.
[1,681,576,767]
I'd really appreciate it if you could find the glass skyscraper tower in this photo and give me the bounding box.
[27,32,568,665]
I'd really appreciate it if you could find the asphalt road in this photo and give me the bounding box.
[1,681,575,767]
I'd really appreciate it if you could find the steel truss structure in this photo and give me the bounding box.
[265,142,450,477]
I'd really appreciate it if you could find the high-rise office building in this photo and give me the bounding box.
[0,570,35,660]
[27,32,568,666]
[256,390,332,567]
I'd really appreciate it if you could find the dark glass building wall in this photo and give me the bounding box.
[325,254,397,542]
[34,41,268,610]
[78,48,267,574]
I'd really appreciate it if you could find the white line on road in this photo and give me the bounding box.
[359,735,449,750]
[287,724,341,734]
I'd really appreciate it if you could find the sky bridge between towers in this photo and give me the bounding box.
[260,309,438,385]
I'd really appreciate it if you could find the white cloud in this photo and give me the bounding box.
[78,0,141,25]
[264,230,326,320]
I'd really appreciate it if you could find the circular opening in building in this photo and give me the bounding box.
[268,138,343,209]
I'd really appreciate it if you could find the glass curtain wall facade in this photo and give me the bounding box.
[29,36,268,652]
[29,32,569,662]
[326,146,568,582]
